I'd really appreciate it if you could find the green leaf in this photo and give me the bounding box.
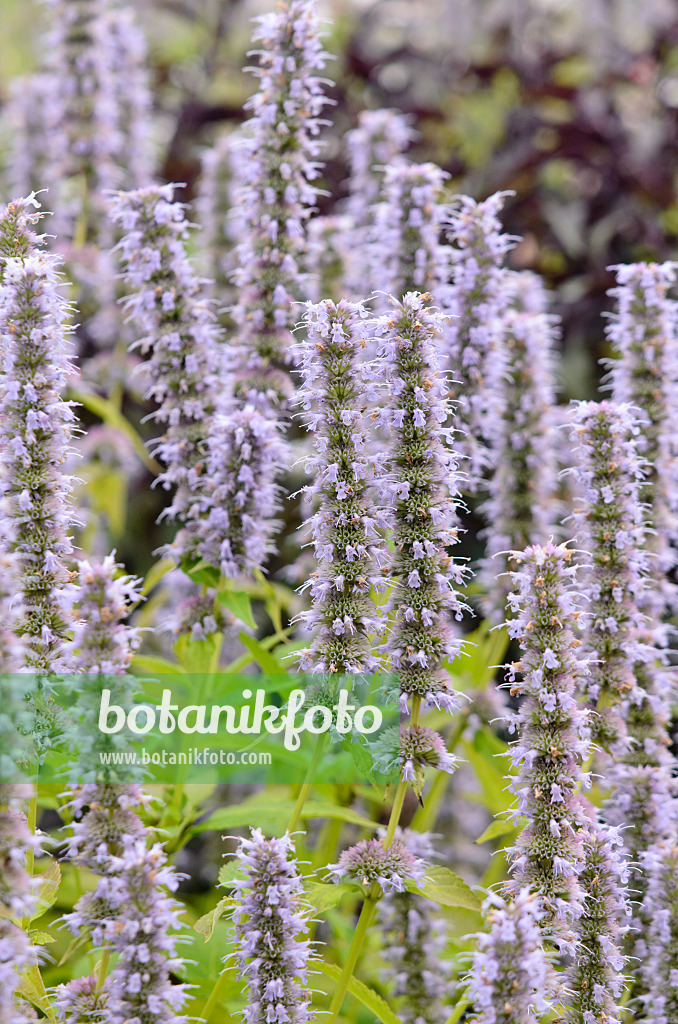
[305,881,353,913]
[193,800,297,836]
[185,559,221,588]
[302,801,376,828]
[218,591,256,629]
[238,632,287,673]
[475,819,517,844]
[30,859,61,922]
[132,654,184,675]
[71,389,160,475]
[141,557,175,596]
[461,738,510,815]
[218,861,247,887]
[16,964,56,1020]
[444,1000,471,1024]
[316,962,402,1024]
[410,865,482,911]
[194,896,231,942]
[28,929,55,945]
[174,632,222,675]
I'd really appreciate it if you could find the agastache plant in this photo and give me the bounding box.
[232,0,330,404]
[376,293,467,714]
[110,184,222,563]
[568,400,649,749]
[503,542,590,950]
[230,828,314,1024]
[0,786,39,1024]
[606,261,678,617]
[479,271,559,622]
[638,837,678,1024]
[196,132,240,315]
[466,889,557,1024]
[371,163,448,302]
[293,299,387,674]
[328,836,426,894]
[442,192,516,492]
[0,200,78,672]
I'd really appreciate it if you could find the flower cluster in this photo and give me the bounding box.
[345,108,413,226]
[328,837,426,895]
[568,400,649,748]
[372,725,459,799]
[294,299,387,673]
[565,820,630,1024]
[196,132,239,314]
[66,554,142,674]
[110,184,223,562]
[503,542,590,949]
[466,889,556,1024]
[0,786,38,1024]
[638,839,678,1024]
[371,164,448,302]
[442,192,516,491]
[196,406,288,578]
[64,784,187,1024]
[376,294,467,713]
[378,830,449,1024]
[55,973,109,1023]
[231,828,314,1024]
[0,193,45,264]
[479,271,559,623]
[606,261,678,618]
[232,0,330,401]
[0,228,78,671]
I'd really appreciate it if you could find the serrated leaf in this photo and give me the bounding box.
[218,861,247,887]
[218,591,256,630]
[410,865,482,911]
[16,964,55,1019]
[194,896,231,941]
[238,632,286,673]
[475,819,517,844]
[29,929,55,945]
[31,859,61,922]
[305,881,353,913]
[315,962,402,1024]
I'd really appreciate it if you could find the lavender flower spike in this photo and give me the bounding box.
[442,192,516,492]
[231,828,314,1024]
[232,0,330,404]
[293,299,387,674]
[564,820,630,1024]
[0,241,78,672]
[0,786,39,1024]
[376,293,467,714]
[639,837,678,1024]
[479,271,559,623]
[327,836,426,895]
[371,163,449,303]
[110,184,223,563]
[503,542,590,950]
[568,400,649,749]
[466,889,556,1024]
[607,261,678,617]
[66,554,142,674]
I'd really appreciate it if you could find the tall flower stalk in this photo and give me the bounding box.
[479,271,559,622]
[232,0,330,405]
[0,786,38,1024]
[503,542,590,951]
[639,837,678,1024]
[293,299,387,673]
[442,192,516,492]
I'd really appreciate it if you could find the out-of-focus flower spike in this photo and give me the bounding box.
[639,837,678,1024]
[195,132,241,314]
[376,293,468,714]
[466,889,557,1023]
[606,261,678,618]
[231,828,314,1024]
[3,75,59,201]
[479,271,560,623]
[231,0,331,406]
[307,214,353,302]
[0,786,39,1024]
[293,299,387,674]
[442,192,517,492]
[55,974,109,1023]
[106,4,155,188]
[503,542,590,951]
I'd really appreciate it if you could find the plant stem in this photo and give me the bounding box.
[287,733,327,832]
[327,892,379,1019]
[202,967,235,1022]
[96,950,111,990]
[411,709,468,833]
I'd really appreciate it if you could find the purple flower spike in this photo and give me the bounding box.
[376,293,468,714]
[55,974,109,1023]
[293,299,387,674]
[66,554,142,674]
[503,542,591,951]
[638,838,678,1024]
[466,889,557,1024]
[328,837,426,895]
[232,828,314,1024]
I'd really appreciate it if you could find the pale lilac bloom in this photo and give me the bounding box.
[0,785,39,1024]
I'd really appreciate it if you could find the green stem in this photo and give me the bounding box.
[411,710,468,833]
[287,734,327,833]
[202,967,235,1022]
[96,951,111,990]
[327,893,379,1019]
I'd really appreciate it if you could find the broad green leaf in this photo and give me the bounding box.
[305,881,353,913]
[31,859,61,922]
[218,861,247,887]
[132,654,184,675]
[475,819,517,844]
[316,962,402,1024]
[218,591,256,629]
[410,865,482,911]
[194,896,231,941]
[141,558,175,596]
[238,632,287,673]
[193,800,297,835]
[302,801,376,828]
[17,964,56,1019]
[28,929,55,945]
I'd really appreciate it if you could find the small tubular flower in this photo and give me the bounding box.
[231,828,314,1024]
[327,837,426,895]
[110,184,223,562]
[371,164,449,302]
[293,299,387,674]
[0,786,38,1024]
[479,272,559,623]
[568,400,649,748]
[503,542,590,949]
[231,0,330,402]
[606,261,678,617]
[638,838,678,1024]
[442,192,516,491]
[66,554,142,674]
[372,725,459,798]
[466,889,556,1024]
[378,831,449,1024]
[564,820,630,1024]
[0,241,78,672]
[196,406,288,578]
[55,974,109,1023]
[376,293,467,713]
